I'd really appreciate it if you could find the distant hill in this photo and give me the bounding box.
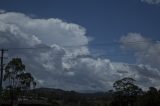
[30,87,109,100]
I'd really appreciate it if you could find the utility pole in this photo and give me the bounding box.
[0,49,7,95]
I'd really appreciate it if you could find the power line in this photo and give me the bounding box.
[6,46,51,50]
[63,40,159,47]
[3,40,159,50]
[0,40,155,58]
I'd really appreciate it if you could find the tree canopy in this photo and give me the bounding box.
[4,58,36,90]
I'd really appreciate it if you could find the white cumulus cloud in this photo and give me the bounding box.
[0,12,160,91]
[141,0,160,4]
[120,33,160,69]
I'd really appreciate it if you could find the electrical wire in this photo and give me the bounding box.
[0,40,157,57]
[4,40,159,49]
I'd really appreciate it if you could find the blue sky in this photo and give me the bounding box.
[1,0,160,62]
[1,0,160,39]
[1,0,160,91]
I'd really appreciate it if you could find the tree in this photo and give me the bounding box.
[143,87,160,106]
[113,77,142,96]
[112,77,142,106]
[3,58,36,104]
[17,72,36,90]
[4,58,25,90]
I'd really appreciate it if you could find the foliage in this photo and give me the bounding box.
[2,58,36,103]
[4,58,36,90]
[113,77,142,96]
[2,64,160,106]
[112,77,142,106]
[4,58,25,89]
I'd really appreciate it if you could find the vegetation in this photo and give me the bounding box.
[15,86,160,106]
[1,58,160,106]
[2,58,36,105]
[112,77,142,106]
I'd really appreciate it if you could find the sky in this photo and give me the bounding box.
[0,0,160,92]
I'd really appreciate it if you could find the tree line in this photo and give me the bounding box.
[1,58,160,106]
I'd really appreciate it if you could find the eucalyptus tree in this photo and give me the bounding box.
[112,77,142,106]
[3,58,36,103]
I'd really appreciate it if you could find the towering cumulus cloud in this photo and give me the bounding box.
[120,33,160,88]
[0,12,160,91]
[120,33,160,70]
